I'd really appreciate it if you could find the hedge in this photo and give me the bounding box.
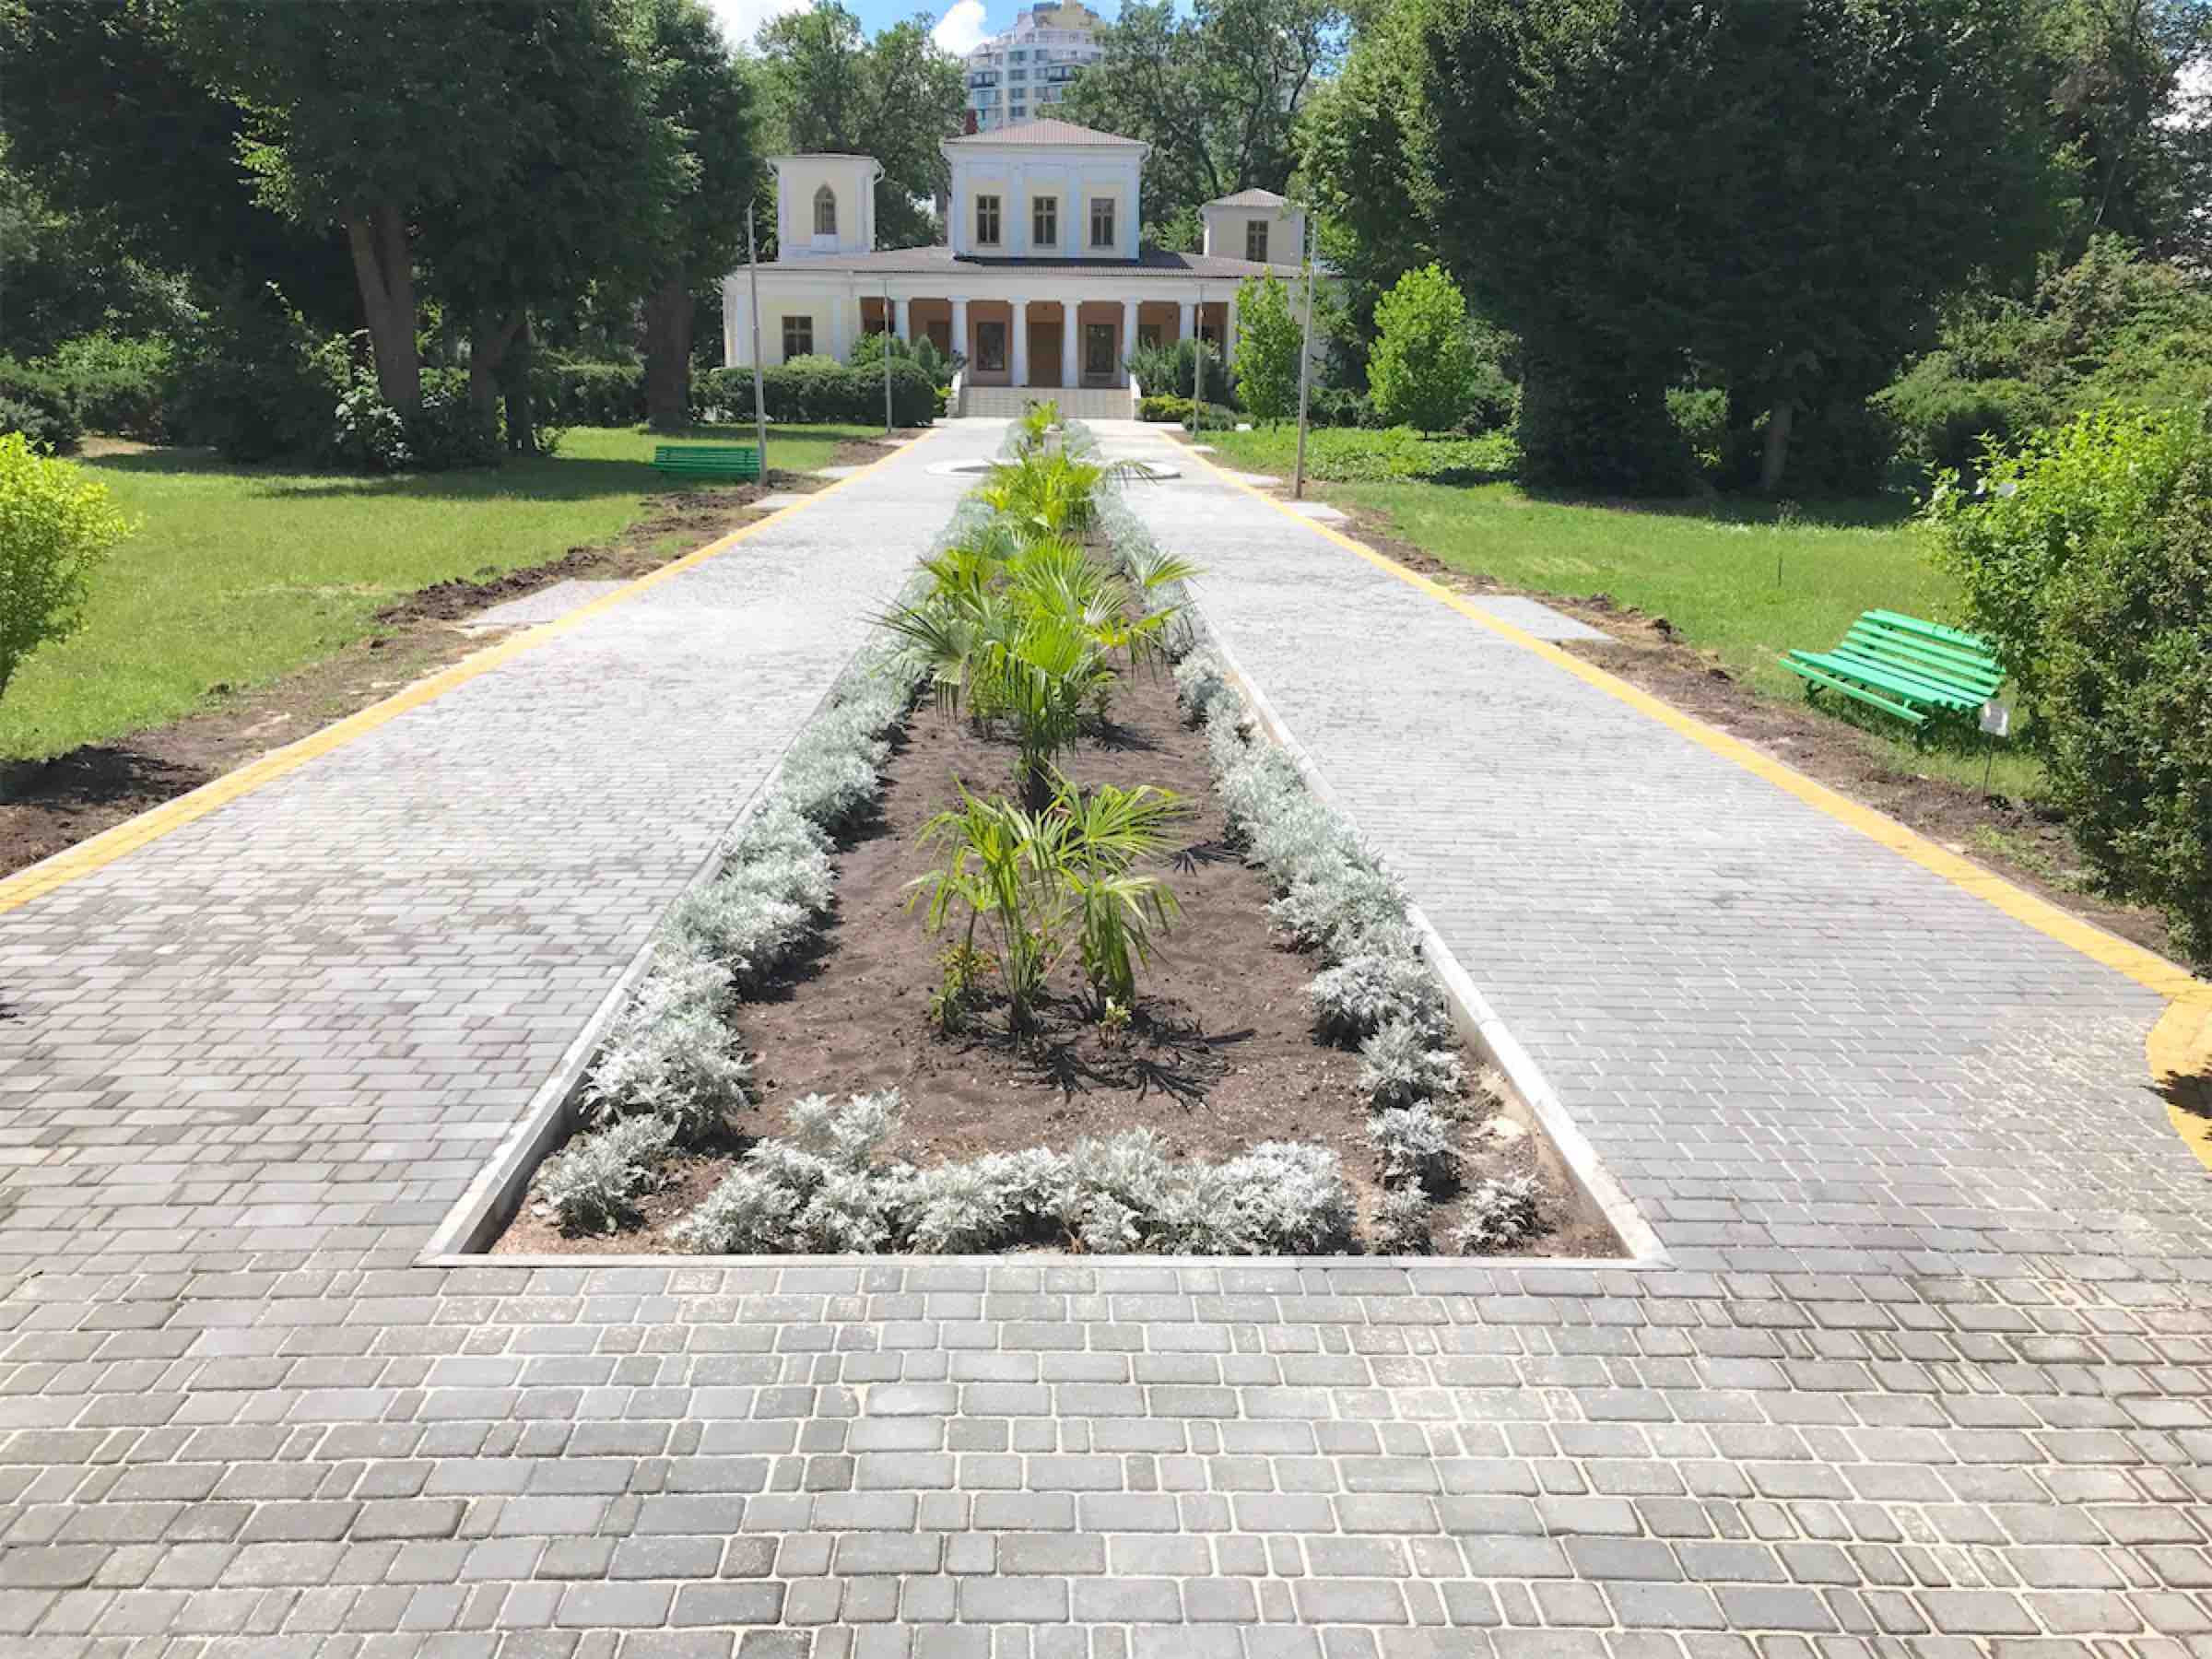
[535,359,646,427]
[698,359,935,428]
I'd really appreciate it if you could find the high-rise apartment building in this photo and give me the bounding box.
[962,3,1105,133]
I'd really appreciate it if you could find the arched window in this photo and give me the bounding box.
[813,184,837,237]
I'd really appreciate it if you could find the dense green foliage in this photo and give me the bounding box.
[1368,265,1479,434]
[1922,406,2212,960]
[700,359,935,427]
[0,433,134,705]
[1231,275,1304,423]
[1065,0,1347,237]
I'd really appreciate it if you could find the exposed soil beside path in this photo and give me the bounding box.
[493,654,1615,1259]
[0,479,803,883]
[1190,449,2181,967]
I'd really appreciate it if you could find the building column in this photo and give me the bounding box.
[1062,304,1078,390]
[1012,299,1030,387]
[1120,298,1139,387]
[950,297,970,365]
[1177,298,1195,347]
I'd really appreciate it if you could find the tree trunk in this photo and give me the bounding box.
[643,274,694,433]
[505,315,537,456]
[345,203,421,412]
[1759,397,1795,495]
[468,308,525,430]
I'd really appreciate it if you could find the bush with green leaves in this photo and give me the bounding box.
[1233,274,1305,424]
[1124,339,1236,406]
[535,358,647,427]
[41,332,175,441]
[0,431,133,711]
[0,359,83,453]
[697,359,935,427]
[1453,1173,1541,1254]
[667,1093,1357,1256]
[1370,265,1481,434]
[537,1112,678,1234]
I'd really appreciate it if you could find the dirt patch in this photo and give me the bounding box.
[1194,452,2182,966]
[1,482,794,882]
[826,429,926,471]
[491,654,1615,1259]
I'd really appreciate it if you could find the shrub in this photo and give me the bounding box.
[1875,361,2039,479]
[1371,1186,1434,1254]
[1453,1173,1541,1254]
[1518,351,1692,496]
[0,431,134,708]
[582,941,753,1142]
[1135,394,1184,423]
[538,1113,677,1234]
[2037,451,2212,963]
[1125,339,1234,406]
[1368,1101,1460,1194]
[850,331,956,389]
[537,359,646,427]
[1180,402,1242,431]
[167,288,349,463]
[1233,274,1304,424]
[41,332,174,441]
[1306,386,1376,429]
[1370,265,1479,434]
[1921,406,2199,720]
[1269,856,1407,963]
[1359,1018,1465,1112]
[697,359,935,427]
[0,359,82,453]
[1310,950,1449,1047]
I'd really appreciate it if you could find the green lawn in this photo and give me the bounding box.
[3,422,877,761]
[1199,426,2041,796]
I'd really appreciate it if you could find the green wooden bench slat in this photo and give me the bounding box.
[1780,608,2002,729]
[1839,621,2003,679]
[1864,608,1995,654]
[1781,656,1928,724]
[1838,629,2004,689]
[1814,648,1986,709]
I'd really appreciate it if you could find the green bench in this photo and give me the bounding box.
[1781,608,2005,727]
[651,443,761,482]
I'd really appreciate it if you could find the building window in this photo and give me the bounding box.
[975,194,1001,245]
[1089,196,1114,248]
[1032,195,1057,246]
[782,315,814,361]
[813,185,837,238]
[1137,322,1161,349]
[1245,218,1269,263]
[975,319,1006,372]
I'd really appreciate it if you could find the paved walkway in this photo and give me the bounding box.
[0,417,2205,1655]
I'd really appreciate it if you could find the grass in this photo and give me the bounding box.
[1200,425,2044,798]
[2,422,879,761]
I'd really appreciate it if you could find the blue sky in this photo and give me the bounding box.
[704,0,1053,56]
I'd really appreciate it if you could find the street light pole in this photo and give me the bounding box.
[1292,213,1316,500]
[882,278,894,435]
[746,206,768,478]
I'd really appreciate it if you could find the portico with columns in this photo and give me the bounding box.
[724,118,1290,409]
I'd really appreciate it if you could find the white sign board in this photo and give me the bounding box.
[1980,700,2011,738]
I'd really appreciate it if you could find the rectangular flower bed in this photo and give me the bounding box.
[478,418,1625,1259]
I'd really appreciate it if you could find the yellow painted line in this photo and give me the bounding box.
[1177,441,2212,1162]
[0,431,938,919]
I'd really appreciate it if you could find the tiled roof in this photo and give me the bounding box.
[763,244,1298,279]
[946,118,1141,147]
[1209,188,1288,208]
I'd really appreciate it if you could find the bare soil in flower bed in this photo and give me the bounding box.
[492,651,1619,1258]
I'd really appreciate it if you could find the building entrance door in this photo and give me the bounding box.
[1083,322,1116,383]
[1029,319,1062,389]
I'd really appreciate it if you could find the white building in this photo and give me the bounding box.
[963,2,1103,134]
[723,119,1306,417]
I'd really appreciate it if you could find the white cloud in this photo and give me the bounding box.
[703,0,809,51]
[932,0,992,57]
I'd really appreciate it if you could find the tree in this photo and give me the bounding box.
[179,0,541,412]
[1410,0,2057,492]
[1067,0,1348,237]
[754,4,963,252]
[1368,265,1476,433]
[639,0,761,432]
[1232,274,1303,422]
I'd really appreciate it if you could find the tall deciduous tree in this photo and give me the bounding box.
[1067,0,1347,237]
[753,4,963,252]
[1232,274,1303,422]
[639,0,760,432]
[180,0,537,412]
[1412,0,2057,492]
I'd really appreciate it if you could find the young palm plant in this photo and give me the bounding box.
[908,772,1187,1031]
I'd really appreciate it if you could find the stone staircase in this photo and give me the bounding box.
[959,384,1135,420]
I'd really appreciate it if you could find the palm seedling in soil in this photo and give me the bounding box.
[907,771,1188,1034]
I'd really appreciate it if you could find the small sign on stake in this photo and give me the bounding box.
[1980,698,2011,794]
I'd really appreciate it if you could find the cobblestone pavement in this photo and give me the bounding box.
[0,419,2206,1656]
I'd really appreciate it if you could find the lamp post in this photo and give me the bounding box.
[1292,213,1316,500]
[746,206,768,477]
[881,279,895,435]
